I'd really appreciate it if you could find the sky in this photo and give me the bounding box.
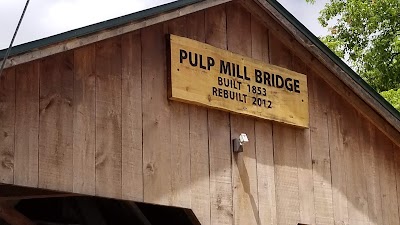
[0,0,329,50]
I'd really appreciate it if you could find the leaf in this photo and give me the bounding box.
[313,0,400,93]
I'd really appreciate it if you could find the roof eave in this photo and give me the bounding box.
[262,0,400,130]
[0,0,204,60]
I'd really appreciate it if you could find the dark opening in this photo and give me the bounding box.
[0,193,200,225]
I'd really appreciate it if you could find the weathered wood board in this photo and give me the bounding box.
[1,2,400,225]
[168,34,309,128]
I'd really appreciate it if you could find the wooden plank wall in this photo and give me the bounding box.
[1,2,400,225]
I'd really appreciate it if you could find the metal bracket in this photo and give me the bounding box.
[232,138,243,153]
[232,133,249,153]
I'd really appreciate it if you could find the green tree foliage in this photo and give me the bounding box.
[309,0,400,93]
[380,89,400,111]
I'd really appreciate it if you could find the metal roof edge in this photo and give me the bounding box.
[265,0,400,123]
[0,0,202,60]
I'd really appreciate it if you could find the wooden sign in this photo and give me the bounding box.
[168,34,309,128]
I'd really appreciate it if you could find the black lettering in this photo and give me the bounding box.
[199,55,207,69]
[276,75,284,88]
[223,78,229,87]
[189,52,198,67]
[233,80,238,89]
[285,78,293,91]
[264,72,271,86]
[212,87,217,96]
[218,88,223,97]
[224,90,229,98]
[180,49,187,63]
[230,91,235,100]
[271,73,275,87]
[237,81,242,90]
[236,64,243,79]
[244,66,250,80]
[220,60,231,75]
[218,77,223,86]
[207,57,215,70]
[255,69,262,83]
[252,97,257,105]
[294,80,300,93]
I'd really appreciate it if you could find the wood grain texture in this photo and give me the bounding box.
[205,5,233,225]
[14,61,39,187]
[251,15,277,225]
[95,37,122,198]
[269,34,300,225]
[73,45,96,195]
[0,68,15,184]
[167,16,191,208]
[208,110,232,225]
[187,10,211,225]
[231,115,259,225]
[142,23,172,205]
[273,124,300,225]
[360,115,382,225]
[377,131,400,225]
[239,0,400,148]
[39,52,74,191]
[293,58,315,225]
[308,72,334,225]
[395,145,400,225]
[249,0,400,146]
[251,16,270,64]
[169,34,309,128]
[227,3,259,225]
[254,120,276,225]
[340,100,368,225]
[189,103,211,225]
[327,92,349,225]
[121,31,143,201]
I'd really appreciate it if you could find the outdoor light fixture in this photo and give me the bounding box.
[232,133,249,153]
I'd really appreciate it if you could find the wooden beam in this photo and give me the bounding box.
[183,208,202,225]
[0,184,77,201]
[0,204,35,225]
[238,0,400,148]
[2,0,231,70]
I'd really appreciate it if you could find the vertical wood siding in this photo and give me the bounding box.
[0,2,400,225]
[15,61,39,187]
[121,31,143,201]
[95,37,123,198]
[38,52,74,191]
[187,10,212,225]
[205,5,233,225]
[0,67,15,184]
[73,45,96,195]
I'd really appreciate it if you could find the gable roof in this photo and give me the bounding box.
[0,0,399,139]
